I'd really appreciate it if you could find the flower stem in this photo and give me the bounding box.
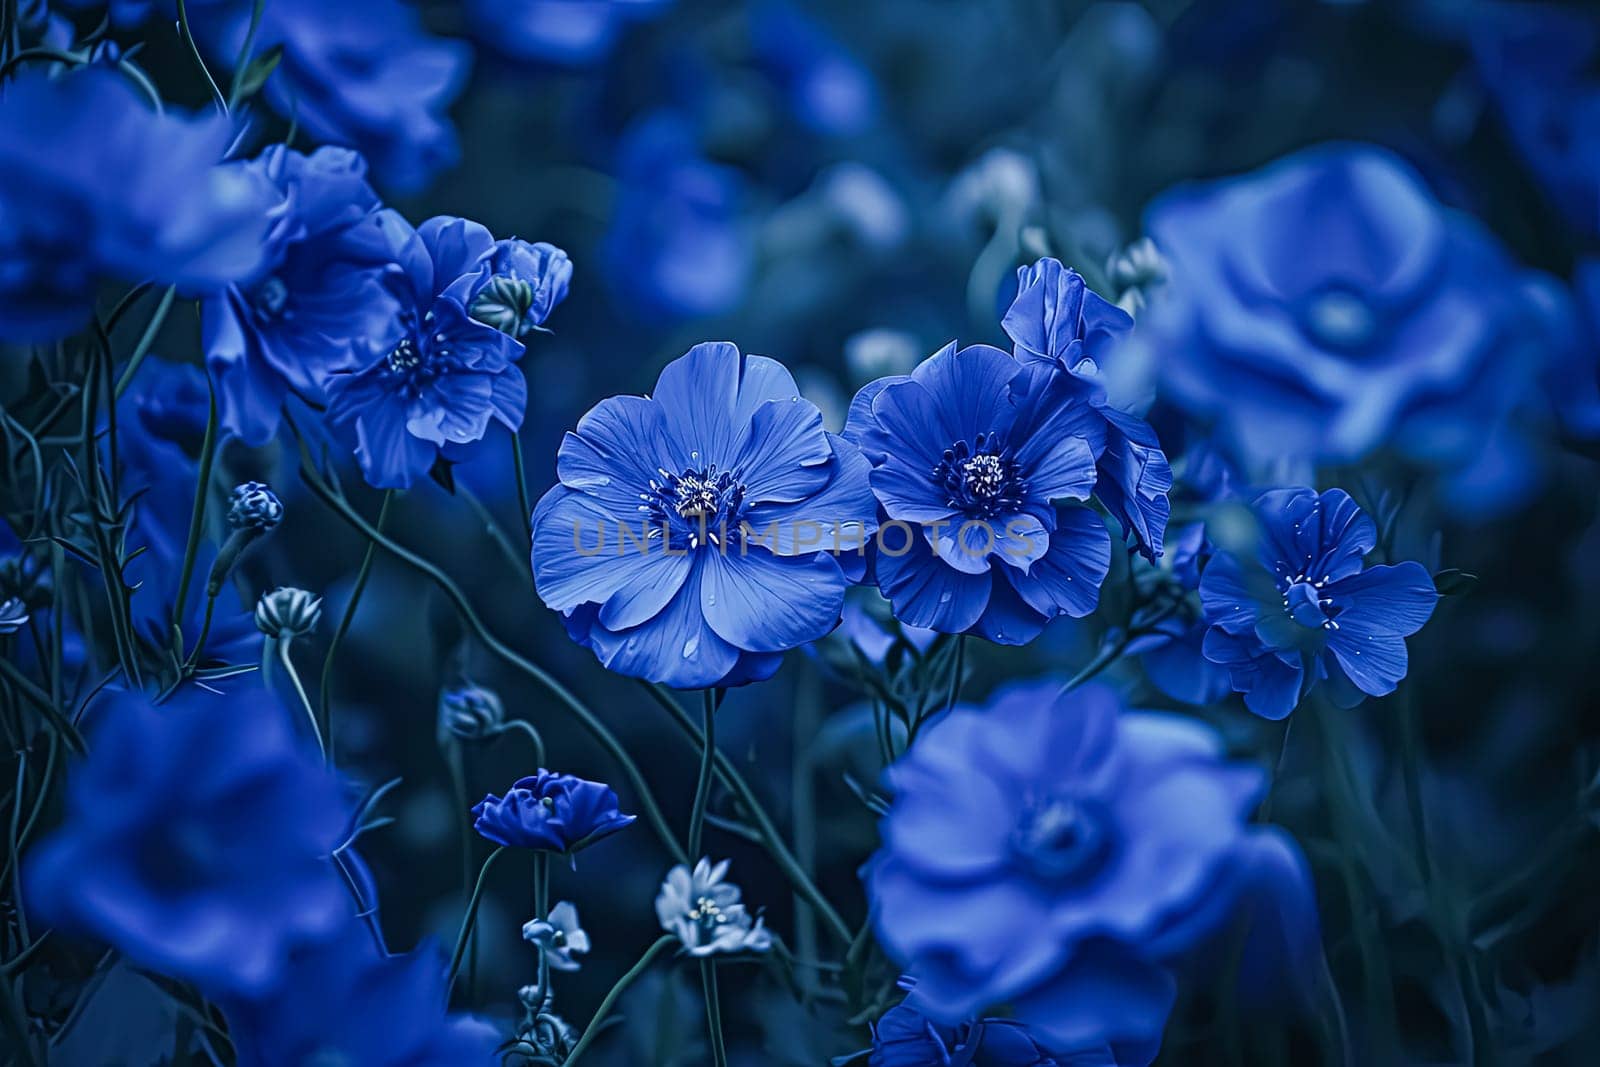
[113,284,175,399]
[687,690,716,860]
[446,846,508,995]
[564,935,676,1066]
[512,427,533,545]
[278,638,325,761]
[320,490,392,766]
[291,432,686,865]
[643,681,851,946]
[499,717,546,767]
[173,381,217,654]
[176,0,226,113]
[701,958,728,1067]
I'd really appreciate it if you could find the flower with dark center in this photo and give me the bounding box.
[1199,487,1438,719]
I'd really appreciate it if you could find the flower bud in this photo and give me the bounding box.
[255,587,321,639]
[0,596,29,635]
[469,276,535,337]
[228,481,284,532]
[438,682,504,741]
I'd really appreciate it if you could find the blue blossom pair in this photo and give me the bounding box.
[1002,258,1173,561]
[532,342,878,688]
[326,216,555,489]
[0,67,276,342]
[865,681,1318,1063]
[844,342,1112,644]
[1198,487,1438,720]
[23,685,350,996]
[472,770,636,853]
[1141,143,1573,514]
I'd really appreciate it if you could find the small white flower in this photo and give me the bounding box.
[654,858,772,957]
[254,587,321,639]
[522,901,591,972]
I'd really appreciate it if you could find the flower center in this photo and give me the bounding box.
[687,895,730,929]
[932,434,1028,518]
[1303,285,1377,350]
[1282,576,1338,631]
[470,274,536,336]
[1010,793,1110,882]
[386,337,423,374]
[250,275,289,321]
[640,464,746,547]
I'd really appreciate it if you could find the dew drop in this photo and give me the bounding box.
[682,636,700,658]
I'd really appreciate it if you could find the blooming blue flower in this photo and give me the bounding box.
[1002,258,1172,560]
[532,341,878,688]
[865,680,1317,1062]
[466,0,673,66]
[472,769,636,852]
[603,113,752,320]
[870,981,1121,1066]
[844,342,1112,645]
[0,67,276,342]
[203,145,409,446]
[1198,487,1439,720]
[217,919,499,1066]
[1140,143,1567,483]
[23,685,351,996]
[325,215,527,489]
[655,857,772,956]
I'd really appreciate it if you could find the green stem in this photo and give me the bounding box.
[174,382,218,648]
[278,638,325,761]
[320,490,393,765]
[701,958,728,1067]
[564,936,677,1066]
[176,0,227,113]
[292,436,686,865]
[687,690,716,860]
[113,285,176,399]
[643,682,851,946]
[446,846,508,994]
[499,718,546,767]
[225,0,267,110]
[512,428,533,545]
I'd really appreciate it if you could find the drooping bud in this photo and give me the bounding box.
[438,682,505,742]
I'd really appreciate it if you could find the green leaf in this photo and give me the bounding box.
[232,44,283,102]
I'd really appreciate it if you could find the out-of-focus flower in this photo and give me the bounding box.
[1199,487,1438,720]
[523,901,591,971]
[438,682,506,741]
[1129,523,1233,706]
[256,587,323,639]
[325,215,527,490]
[22,686,350,996]
[218,920,500,1066]
[865,680,1318,1062]
[0,597,28,634]
[946,147,1039,229]
[1472,3,1600,238]
[0,67,277,342]
[1104,237,1168,315]
[1003,258,1172,560]
[228,481,284,532]
[751,2,878,137]
[869,980,1120,1066]
[471,770,636,853]
[603,113,751,320]
[203,145,407,446]
[845,328,922,386]
[1141,143,1565,479]
[465,0,672,66]
[845,342,1111,644]
[655,858,772,956]
[532,342,877,688]
[465,240,572,338]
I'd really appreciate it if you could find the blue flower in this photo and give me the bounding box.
[532,341,878,688]
[217,919,499,1067]
[465,0,673,66]
[1141,143,1565,476]
[22,685,351,996]
[603,113,752,320]
[203,145,409,446]
[870,982,1122,1066]
[0,67,276,342]
[471,769,636,852]
[751,2,879,137]
[1002,258,1172,560]
[844,342,1112,645]
[463,239,572,338]
[325,215,527,489]
[865,680,1318,1063]
[1198,487,1438,720]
